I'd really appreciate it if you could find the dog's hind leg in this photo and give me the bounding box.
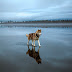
[27,40,29,45]
[32,40,33,46]
[34,40,35,46]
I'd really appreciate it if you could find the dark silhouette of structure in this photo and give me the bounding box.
[0,19,72,24]
[26,45,41,64]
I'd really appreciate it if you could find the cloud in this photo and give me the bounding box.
[19,0,72,20]
[0,0,72,20]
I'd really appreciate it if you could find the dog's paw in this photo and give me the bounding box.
[34,45,35,47]
[32,44,33,46]
[39,45,41,47]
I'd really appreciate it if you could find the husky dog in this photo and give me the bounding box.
[26,29,41,46]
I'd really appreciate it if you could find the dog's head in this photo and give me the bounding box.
[36,29,41,35]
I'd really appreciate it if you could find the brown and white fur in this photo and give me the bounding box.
[26,29,41,46]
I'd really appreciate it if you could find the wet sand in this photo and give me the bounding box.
[0,25,72,72]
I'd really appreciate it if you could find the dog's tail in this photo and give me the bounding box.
[26,34,29,37]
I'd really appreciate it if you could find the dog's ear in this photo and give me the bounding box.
[40,29,41,32]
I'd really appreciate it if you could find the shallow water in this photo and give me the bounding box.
[0,23,72,27]
[0,26,72,72]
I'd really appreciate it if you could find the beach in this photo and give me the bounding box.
[0,23,72,72]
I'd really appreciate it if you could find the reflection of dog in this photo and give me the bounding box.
[26,45,41,64]
[26,29,41,46]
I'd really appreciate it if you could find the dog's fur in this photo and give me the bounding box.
[26,29,41,46]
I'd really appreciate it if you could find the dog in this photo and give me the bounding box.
[26,29,41,46]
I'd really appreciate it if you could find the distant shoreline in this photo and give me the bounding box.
[0,20,72,24]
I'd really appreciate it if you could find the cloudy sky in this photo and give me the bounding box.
[0,0,72,21]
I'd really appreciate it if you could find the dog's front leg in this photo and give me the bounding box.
[38,40,41,46]
[34,40,35,46]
